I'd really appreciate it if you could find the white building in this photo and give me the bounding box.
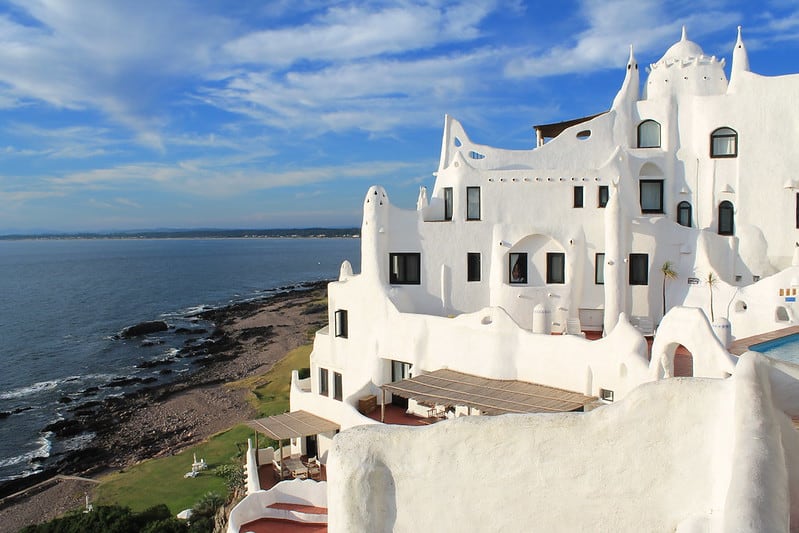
[231,27,799,533]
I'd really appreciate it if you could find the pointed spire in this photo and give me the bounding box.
[681,25,687,42]
[729,25,750,93]
[611,44,639,110]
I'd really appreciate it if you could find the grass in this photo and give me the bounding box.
[92,344,312,514]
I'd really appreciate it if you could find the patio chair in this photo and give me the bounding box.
[565,318,585,337]
[307,457,321,480]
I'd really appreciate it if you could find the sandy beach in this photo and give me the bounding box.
[0,282,329,532]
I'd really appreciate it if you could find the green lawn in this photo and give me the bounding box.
[92,344,312,514]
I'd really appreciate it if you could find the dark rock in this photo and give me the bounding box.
[0,411,10,419]
[238,325,273,340]
[174,327,208,335]
[119,320,169,339]
[43,419,85,438]
[136,358,174,369]
[159,369,173,375]
[12,406,32,414]
[140,339,165,347]
[102,376,143,388]
[141,377,157,384]
[80,386,100,395]
[58,396,73,404]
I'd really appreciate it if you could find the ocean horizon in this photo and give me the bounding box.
[0,237,359,483]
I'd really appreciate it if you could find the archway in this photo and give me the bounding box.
[672,344,693,377]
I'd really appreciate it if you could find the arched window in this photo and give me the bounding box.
[718,201,734,235]
[711,127,737,158]
[637,120,661,148]
[677,201,692,227]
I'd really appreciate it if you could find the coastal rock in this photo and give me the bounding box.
[140,339,165,347]
[174,327,208,335]
[0,411,10,419]
[136,358,175,369]
[119,320,168,339]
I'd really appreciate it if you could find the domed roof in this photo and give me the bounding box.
[659,27,704,63]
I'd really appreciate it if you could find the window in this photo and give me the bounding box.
[796,193,799,229]
[466,187,481,220]
[710,127,738,158]
[546,252,565,284]
[391,360,411,382]
[639,180,664,214]
[718,201,734,235]
[595,253,605,285]
[467,252,481,282]
[637,120,661,148]
[677,201,692,227]
[509,253,527,284]
[629,253,649,285]
[389,253,421,284]
[598,186,609,208]
[600,388,614,402]
[444,187,453,221]
[319,368,328,396]
[333,372,343,401]
[334,309,348,338]
[573,186,584,208]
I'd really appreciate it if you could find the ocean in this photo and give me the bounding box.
[0,237,360,483]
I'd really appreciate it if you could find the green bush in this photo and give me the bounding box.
[19,504,188,533]
[214,463,245,491]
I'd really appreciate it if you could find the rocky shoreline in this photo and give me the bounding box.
[0,280,330,529]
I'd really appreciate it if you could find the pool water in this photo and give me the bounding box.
[750,333,799,365]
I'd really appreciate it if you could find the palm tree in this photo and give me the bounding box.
[661,261,678,316]
[706,271,719,321]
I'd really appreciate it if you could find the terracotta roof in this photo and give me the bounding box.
[247,410,339,440]
[381,369,594,415]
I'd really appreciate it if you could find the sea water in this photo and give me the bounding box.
[0,237,360,482]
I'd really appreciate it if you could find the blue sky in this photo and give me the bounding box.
[1,0,798,233]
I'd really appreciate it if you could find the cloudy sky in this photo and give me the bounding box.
[1,0,797,233]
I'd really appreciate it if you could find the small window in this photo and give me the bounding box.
[598,186,609,208]
[639,180,664,214]
[467,252,481,282]
[573,186,584,208]
[319,368,328,396]
[546,252,565,284]
[333,372,343,401]
[711,127,737,158]
[600,388,614,402]
[595,253,605,285]
[637,120,661,148]
[389,253,421,284]
[444,187,453,221]
[718,201,734,235]
[677,201,692,227]
[576,130,591,140]
[629,253,649,285]
[509,252,527,284]
[469,150,485,160]
[795,192,799,229]
[466,187,481,220]
[391,360,411,382]
[334,309,348,338]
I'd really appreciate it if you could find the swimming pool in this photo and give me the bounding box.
[749,333,799,365]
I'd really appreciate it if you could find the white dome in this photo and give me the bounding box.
[660,37,704,63]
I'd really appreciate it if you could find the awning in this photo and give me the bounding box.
[246,410,340,440]
[533,112,606,140]
[381,369,594,415]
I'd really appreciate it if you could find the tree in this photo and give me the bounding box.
[706,271,719,321]
[661,261,678,317]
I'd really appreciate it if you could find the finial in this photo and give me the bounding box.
[681,25,687,41]
[737,25,742,40]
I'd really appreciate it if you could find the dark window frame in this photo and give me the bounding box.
[333,372,343,401]
[319,368,329,397]
[598,186,609,208]
[546,252,566,284]
[509,252,528,284]
[629,253,649,285]
[467,252,481,282]
[718,201,734,235]
[573,186,584,208]
[444,187,453,221]
[796,193,799,229]
[637,119,661,148]
[710,127,738,158]
[389,253,421,285]
[334,309,348,338]
[677,201,692,227]
[595,253,605,285]
[639,179,664,214]
[466,186,481,221]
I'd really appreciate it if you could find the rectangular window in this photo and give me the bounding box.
[639,180,664,214]
[389,253,421,284]
[334,309,348,338]
[573,186,584,208]
[391,360,411,382]
[466,187,481,220]
[595,253,605,285]
[333,372,343,401]
[444,187,453,221]
[467,252,481,282]
[509,252,527,284]
[598,186,609,208]
[629,253,649,285]
[796,193,799,229]
[600,388,614,402]
[546,252,566,284]
[319,368,328,397]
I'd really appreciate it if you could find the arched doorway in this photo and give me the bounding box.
[673,344,693,377]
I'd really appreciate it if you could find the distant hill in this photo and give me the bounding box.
[0,228,361,240]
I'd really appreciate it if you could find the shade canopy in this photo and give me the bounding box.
[247,410,340,440]
[381,369,594,415]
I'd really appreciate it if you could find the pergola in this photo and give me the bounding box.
[379,368,594,421]
[246,410,339,472]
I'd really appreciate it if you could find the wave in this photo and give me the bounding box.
[0,432,51,469]
[0,380,60,400]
